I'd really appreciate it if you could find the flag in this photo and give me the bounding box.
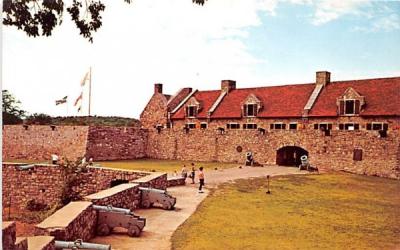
[74,92,83,106]
[80,71,90,86]
[55,96,68,105]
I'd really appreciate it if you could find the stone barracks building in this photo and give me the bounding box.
[3,71,400,178]
[141,71,400,178]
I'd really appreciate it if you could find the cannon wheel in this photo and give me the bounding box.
[128,225,141,237]
[162,202,172,210]
[97,223,111,236]
[142,200,151,209]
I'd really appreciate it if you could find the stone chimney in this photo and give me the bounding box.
[316,71,331,86]
[154,83,163,94]
[221,80,236,93]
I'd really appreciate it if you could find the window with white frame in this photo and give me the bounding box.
[243,104,258,117]
[200,122,208,129]
[366,122,388,131]
[186,123,196,129]
[227,123,240,129]
[270,123,286,130]
[313,123,333,130]
[289,123,298,130]
[339,123,359,131]
[243,123,257,129]
[186,106,197,117]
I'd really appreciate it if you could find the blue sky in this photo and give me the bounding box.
[3,0,400,118]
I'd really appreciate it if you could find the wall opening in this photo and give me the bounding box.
[110,179,129,187]
[276,146,308,166]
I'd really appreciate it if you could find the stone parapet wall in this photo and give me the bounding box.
[35,202,96,242]
[2,125,89,161]
[2,221,17,250]
[147,129,400,179]
[84,183,140,210]
[73,166,148,198]
[15,237,28,250]
[26,236,55,250]
[2,163,151,210]
[2,163,65,209]
[86,126,147,161]
[167,177,186,187]
[132,172,168,190]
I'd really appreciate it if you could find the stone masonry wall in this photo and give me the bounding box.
[2,125,89,161]
[2,164,66,209]
[147,128,400,179]
[132,173,168,190]
[2,163,150,210]
[84,184,140,210]
[2,221,17,250]
[140,93,169,129]
[86,126,147,161]
[35,203,96,241]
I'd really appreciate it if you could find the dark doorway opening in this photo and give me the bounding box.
[110,179,129,187]
[276,146,308,166]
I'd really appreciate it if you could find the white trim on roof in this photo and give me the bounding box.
[171,89,198,114]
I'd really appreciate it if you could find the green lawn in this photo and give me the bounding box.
[172,173,400,250]
[96,159,238,173]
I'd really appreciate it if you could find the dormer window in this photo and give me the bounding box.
[187,106,197,117]
[337,88,364,116]
[244,104,257,117]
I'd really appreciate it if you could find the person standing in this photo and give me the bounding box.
[181,164,188,180]
[198,167,205,193]
[190,163,196,184]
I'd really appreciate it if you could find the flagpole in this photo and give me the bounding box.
[89,66,92,117]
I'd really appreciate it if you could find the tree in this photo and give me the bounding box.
[3,0,207,43]
[2,90,26,125]
[25,113,53,125]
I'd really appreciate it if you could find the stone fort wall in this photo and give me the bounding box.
[146,128,400,179]
[2,125,147,161]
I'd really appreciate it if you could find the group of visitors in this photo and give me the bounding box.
[179,163,205,193]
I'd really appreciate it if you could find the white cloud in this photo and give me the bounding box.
[311,0,369,25]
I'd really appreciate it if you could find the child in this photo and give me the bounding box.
[190,163,196,184]
[198,167,205,193]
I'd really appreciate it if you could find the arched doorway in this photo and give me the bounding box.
[276,146,308,166]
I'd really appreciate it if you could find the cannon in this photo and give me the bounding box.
[298,155,318,172]
[92,205,146,237]
[139,187,176,210]
[17,164,35,171]
[55,239,111,250]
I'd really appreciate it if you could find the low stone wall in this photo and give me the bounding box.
[2,163,152,210]
[2,221,17,250]
[84,183,140,210]
[2,163,65,209]
[73,166,148,198]
[35,201,96,241]
[167,177,186,187]
[132,172,168,190]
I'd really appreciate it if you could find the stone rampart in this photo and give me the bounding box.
[35,201,96,241]
[86,126,147,160]
[147,129,400,179]
[167,177,186,187]
[2,125,88,161]
[84,183,140,210]
[132,172,168,190]
[2,221,17,250]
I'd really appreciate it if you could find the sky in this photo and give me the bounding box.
[2,0,400,119]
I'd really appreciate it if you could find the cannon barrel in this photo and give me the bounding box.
[139,187,166,194]
[55,240,111,250]
[17,164,35,171]
[92,205,132,215]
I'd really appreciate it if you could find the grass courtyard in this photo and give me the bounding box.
[96,159,239,173]
[172,173,400,250]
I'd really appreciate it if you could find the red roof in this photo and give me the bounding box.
[172,90,221,119]
[171,77,400,119]
[309,77,400,117]
[211,84,315,118]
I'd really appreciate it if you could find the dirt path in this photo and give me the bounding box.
[91,166,305,250]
